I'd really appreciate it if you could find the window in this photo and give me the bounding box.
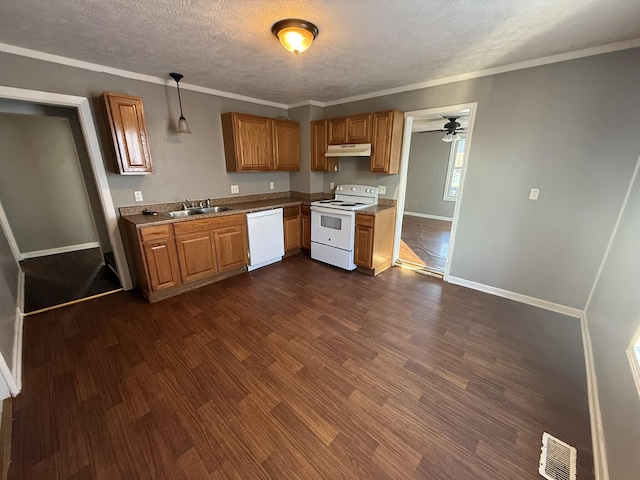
[629,328,640,402]
[444,137,467,202]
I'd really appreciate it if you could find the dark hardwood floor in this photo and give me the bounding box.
[10,254,594,479]
[20,248,122,314]
[400,215,451,273]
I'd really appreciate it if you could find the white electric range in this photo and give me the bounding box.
[310,185,379,270]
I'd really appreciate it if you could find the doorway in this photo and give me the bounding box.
[393,104,477,279]
[0,87,132,313]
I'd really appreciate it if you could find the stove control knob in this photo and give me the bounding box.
[366,189,371,193]
[351,187,356,191]
[337,186,342,190]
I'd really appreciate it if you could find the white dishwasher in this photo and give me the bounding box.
[245,208,285,271]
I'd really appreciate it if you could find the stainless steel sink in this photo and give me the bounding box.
[166,206,233,217]
[197,206,233,214]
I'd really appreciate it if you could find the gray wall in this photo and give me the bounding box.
[585,160,640,480]
[289,104,326,193]
[0,52,290,210]
[0,113,98,254]
[324,49,640,309]
[405,131,455,218]
[0,218,19,392]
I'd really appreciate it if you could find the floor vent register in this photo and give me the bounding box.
[539,432,577,480]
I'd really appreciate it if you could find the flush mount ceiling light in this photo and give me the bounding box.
[169,72,191,134]
[271,19,319,55]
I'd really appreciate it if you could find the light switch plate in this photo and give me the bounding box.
[379,185,387,195]
[231,185,239,194]
[133,190,143,202]
[529,188,540,200]
[269,181,274,190]
[330,182,335,190]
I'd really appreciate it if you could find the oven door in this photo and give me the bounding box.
[310,206,355,251]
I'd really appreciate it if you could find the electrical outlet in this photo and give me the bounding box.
[133,190,143,202]
[269,181,274,190]
[231,185,239,194]
[529,188,540,200]
[330,182,335,190]
[379,185,387,195]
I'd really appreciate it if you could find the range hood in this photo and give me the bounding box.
[325,143,371,157]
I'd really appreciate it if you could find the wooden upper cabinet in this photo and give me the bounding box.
[272,119,300,171]
[311,120,338,172]
[371,110,404,174]
[102,92,154,174]
[222,112,273,172]
[328,113,372,145]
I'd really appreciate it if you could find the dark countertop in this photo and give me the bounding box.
[122,197,305,228]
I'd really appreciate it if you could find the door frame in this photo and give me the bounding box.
[392,102,478,280]
[0,85,133,289]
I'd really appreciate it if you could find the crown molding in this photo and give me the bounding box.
[1,38,639,111]
[320,38,640,107]
[0,42,288,109]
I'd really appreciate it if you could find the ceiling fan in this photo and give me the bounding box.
[439,117,466,142]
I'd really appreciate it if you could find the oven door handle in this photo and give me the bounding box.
[310,206,356,217]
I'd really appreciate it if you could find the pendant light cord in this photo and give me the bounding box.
[176,82,185,118]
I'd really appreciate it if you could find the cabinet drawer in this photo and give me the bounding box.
[173,213,245,236]
[355,214,375,227]
[140,225,172,242]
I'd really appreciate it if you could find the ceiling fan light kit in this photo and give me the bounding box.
[442,117,462,142]
[169,72,192,134]
[271,19,318,55]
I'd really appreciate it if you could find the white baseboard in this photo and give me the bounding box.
[581,314,609,480]
[21,241,100,259]
[403,211,453,222]
[446,276,583,318]
[12,271,24,392]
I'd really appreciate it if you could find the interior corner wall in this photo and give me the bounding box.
[324,48,640,309]
[0,52,290,210]
[288,104,326,194]
[405,131,455,218]
[585,154,640,480]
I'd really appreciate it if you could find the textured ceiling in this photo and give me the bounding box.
[1,1,639,105]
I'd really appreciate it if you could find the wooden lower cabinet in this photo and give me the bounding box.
[175,232,218,283]
[214,225,248,271]
[354,207,396,275]
[142,239,181,291]
[283,205,301,254]
[124,214,248,302]
[301,204,311,250]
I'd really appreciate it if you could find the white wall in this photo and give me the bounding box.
[405,131,455,218]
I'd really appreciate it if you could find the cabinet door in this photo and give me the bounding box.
[371,110,404,174]
[142,240,180,291]
[311,120,328,171]
[214,225,248,272]
[354,225,374,268]
[301,206,311,250]
[347,113,372,143]
[273,119,300,171]
[103,92,153,174]
[175,232,218,283]
[327,117,348,145]
[222,112,273,172]
[283,215,301,252]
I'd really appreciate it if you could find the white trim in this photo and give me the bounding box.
[21,241,100,259]
[447,276,584,318]
[584,148,640,312]
[0,351,18,397]
[627,347,640,404]
[12,308,23,393]
[392,115,415,263]
[321,39,640,107]
[403,211,453,222]
[0,86,133,290]
[0,42,287,109]
[3,40,639,110]
[581,314,610,480]
[0,198,21,261]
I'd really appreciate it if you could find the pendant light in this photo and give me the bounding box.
[169,72,191,134]
[271,19,319,55]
